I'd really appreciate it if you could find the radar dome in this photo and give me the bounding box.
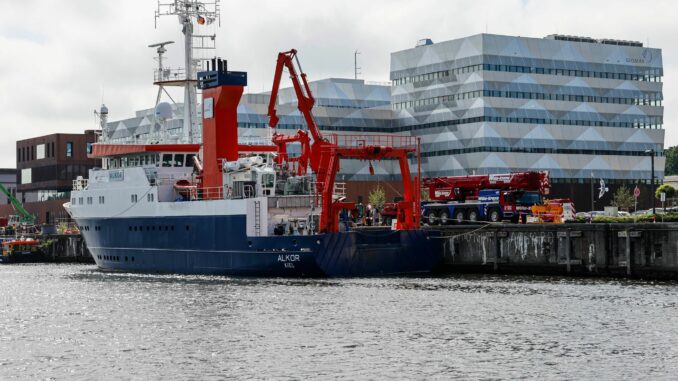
[100,104,108,114]
[155,102,173,120]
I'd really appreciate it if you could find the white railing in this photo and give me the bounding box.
[364,80,392,87]
[72,178,88,191]
[154,68,187,83]
[239,136,275,146]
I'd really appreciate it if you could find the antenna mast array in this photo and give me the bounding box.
[154,0,220,144]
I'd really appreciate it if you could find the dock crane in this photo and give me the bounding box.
[267,49,421,232]
[0,183,36,225]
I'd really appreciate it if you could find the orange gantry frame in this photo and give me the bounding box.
[267,49,421,233]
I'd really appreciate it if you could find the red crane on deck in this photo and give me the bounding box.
[267,49,421,233]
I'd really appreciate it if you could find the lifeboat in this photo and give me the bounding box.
[174,179,197,198]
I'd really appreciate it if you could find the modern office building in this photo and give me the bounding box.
[104,33,665,209]
[391,34,664,207]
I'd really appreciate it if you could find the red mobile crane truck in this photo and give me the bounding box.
[421,171,550,224]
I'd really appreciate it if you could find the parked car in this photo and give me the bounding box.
[576,211,606,219]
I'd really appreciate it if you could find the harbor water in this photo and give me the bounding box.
[1,264,678,380]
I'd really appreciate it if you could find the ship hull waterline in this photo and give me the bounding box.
[77,215,443,277]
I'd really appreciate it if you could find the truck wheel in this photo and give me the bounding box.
[489,209,501,222]
[440,210,451,225]
[427,211,438,225]
[454,210,464,224]
[468,209,479,222]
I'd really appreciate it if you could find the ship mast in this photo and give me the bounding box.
[154,0,220,144]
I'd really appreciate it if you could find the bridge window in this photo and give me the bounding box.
[174,154,185,167]
[185,154,196,167]
[162,154,173,167]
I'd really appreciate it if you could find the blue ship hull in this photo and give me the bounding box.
[77,215,443,277]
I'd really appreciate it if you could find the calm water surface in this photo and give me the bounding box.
[1,264,677,380]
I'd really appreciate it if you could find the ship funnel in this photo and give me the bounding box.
[196,56,248,192]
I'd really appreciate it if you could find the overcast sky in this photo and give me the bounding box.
[0,0,675,168]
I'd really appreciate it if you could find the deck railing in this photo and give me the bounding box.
[328,134,417,150]
[72,178,88,191]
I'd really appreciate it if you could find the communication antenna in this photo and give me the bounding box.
[354,50,361,80]
[154,0,220,143]
[94,104,109,143]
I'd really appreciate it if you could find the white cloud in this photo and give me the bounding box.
[0,0,675,168]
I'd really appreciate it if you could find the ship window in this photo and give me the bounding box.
[131,194,138,203]
[173,154,184,167]
[72,198,76,205]
[185,154,196,167]
[87,197,93,205]
[262,174,275,188]
[147,193,154,202]
[162,154,173,167]
[66,142,73,157]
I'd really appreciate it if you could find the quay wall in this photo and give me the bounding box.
[42,234,93,263]
[437,223,678,279]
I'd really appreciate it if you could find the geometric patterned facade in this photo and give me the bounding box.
[391,33,665,184]
[106,33,665,192]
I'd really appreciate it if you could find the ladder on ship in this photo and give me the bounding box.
[254,200,261,236]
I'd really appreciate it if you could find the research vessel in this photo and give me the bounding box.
[64,0,442,276]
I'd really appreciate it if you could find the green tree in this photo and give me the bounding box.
[420,186,430,202]
[664,146,678,176]
[611,185,635,212]
[368,185,386,210]
[656,184,676,199]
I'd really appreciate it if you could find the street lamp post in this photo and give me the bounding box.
[645,149,656,215]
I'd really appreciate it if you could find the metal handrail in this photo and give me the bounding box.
[153,67,187,82]
[72,178,88,191]
[328,134,417,150]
